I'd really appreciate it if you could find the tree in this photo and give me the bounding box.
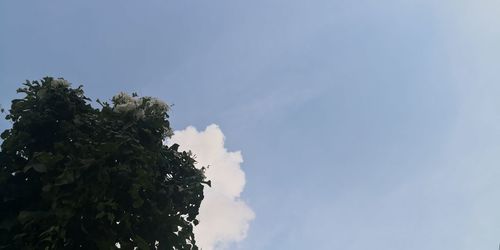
[0,77,209,249]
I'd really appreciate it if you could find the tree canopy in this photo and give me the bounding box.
[0,77,208,249]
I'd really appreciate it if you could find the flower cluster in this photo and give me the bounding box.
[50,78,70,88]
[112,92,140,115]
[111,92,171,122]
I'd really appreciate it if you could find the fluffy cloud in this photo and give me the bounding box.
[168,124,255,250]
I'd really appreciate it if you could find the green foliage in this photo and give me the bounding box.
[0,78,207,249]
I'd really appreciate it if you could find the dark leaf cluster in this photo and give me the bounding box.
[0,78,207,249]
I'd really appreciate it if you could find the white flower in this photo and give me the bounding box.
[134,109,145,120]
[113,92,143,115]
[148,98,169,111]
[114,102,138,113]
[112,92,135,105]
[142,97,170,115]
[111,93,170,121]
[51,78,70,88]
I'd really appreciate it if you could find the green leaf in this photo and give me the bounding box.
[96,212,106,219]
[17,211,41,224]
[106,213,115,223]
[22,165,32,173]
[132,236,150,250]
[42,184,52,192]
[170,143,179,151]
[132,199,144,209]
[32,163,47,173]
[54,170,75,185]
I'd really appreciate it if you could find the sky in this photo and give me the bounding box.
[1,0,500,249]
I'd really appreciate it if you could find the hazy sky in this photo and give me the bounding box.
[2,1,500,249]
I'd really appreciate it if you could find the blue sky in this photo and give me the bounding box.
[2,1,500,249]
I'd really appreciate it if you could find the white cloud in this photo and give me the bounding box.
[168,124,255,250]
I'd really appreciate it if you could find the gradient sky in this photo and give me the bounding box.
[2,1,500,249]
